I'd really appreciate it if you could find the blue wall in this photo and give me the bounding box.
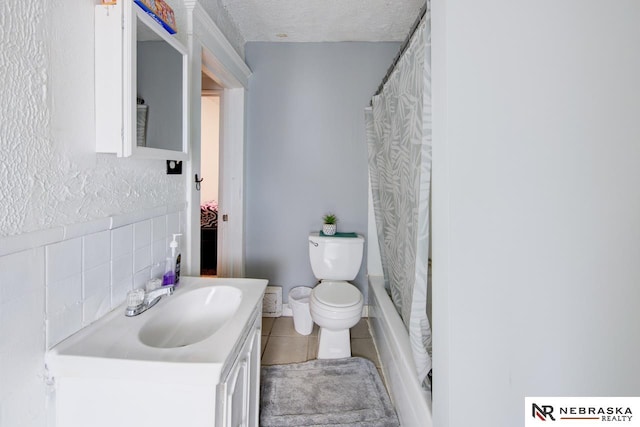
[245,42,400,302]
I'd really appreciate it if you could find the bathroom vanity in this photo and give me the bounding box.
[46,277,267,427]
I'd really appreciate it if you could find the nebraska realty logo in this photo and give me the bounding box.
[525,397,640,426]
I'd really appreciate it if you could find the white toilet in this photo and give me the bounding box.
[308,232,364,359]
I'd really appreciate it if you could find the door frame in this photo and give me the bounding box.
[184,1,252,277]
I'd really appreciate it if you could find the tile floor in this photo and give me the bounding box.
[261,316,383,379]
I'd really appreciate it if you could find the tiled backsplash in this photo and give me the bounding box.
[0,203,185,426]
[44,208,184,348]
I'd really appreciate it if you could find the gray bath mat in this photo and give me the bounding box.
[260,357,399,427]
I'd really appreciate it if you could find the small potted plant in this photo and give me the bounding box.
[322,213,337,236]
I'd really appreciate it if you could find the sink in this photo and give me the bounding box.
[139,285,242,348]
[45,276,268,427]
[45,276,267,376]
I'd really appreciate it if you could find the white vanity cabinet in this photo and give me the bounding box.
[95,0,188,159]
[216,313,261,427]
[46,278,267,427]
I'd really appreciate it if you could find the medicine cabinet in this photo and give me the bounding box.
[95,0,188,159]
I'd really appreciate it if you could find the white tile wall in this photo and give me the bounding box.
[82,263,111,326]
[83,230,110,271]
[167,212,180,238]
[134,267,152,289]
[45,238,82,284]
[152,243,167,277]
[152,215,169,279]
[152,216,167,245]
[111,224,133,257]
[110,224,134,313]
[134,246,151,274]
[0,205,185,427]
[134,219,152,248]
[134,219,152,277]
[45,239,82,348]
[82,231,111,326]
[0,248,46,427]
[47,303,83,349]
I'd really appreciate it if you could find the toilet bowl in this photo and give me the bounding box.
[308,231,365,359]
[310,280,363,359]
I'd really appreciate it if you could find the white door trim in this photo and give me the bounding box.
[184,2,251,278]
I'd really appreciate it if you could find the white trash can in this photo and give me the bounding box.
[288,286,313,335]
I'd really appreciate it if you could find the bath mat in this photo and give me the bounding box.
[260,357,399,427]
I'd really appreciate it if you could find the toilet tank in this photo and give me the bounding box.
[308,232,365,281]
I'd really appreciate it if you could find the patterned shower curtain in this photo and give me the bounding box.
[365,9,432,387]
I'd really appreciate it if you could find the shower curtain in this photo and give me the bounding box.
[365,8,432,388]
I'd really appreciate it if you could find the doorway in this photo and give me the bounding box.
[185,47,249,278]
[184,4,251,278]
[199,79,221,276]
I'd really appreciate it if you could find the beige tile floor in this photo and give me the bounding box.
[261,317,381,371]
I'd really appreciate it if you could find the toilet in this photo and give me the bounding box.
[308,232,364,359]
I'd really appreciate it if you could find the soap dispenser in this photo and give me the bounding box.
[162,257,175,286]
[170,233,182,285]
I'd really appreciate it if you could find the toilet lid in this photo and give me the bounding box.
[313,281,362,308]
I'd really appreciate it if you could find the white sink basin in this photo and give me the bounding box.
[139,286,242,348]
[45,277,268,383]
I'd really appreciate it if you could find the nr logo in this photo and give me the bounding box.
[532,403,556,421]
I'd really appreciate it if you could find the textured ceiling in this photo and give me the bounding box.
[219,0,425,42]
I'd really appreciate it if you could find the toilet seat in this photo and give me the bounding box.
[312,281,362,308]
[310,281,363,324]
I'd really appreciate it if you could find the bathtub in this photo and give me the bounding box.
[368,275,433,426]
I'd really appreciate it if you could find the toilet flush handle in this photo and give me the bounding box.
[309,240,318,247]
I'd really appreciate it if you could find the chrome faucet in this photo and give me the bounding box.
[125,285,175,317]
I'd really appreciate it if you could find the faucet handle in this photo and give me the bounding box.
[145,278,163,292]
[127,289,145,309]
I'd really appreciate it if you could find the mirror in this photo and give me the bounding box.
[132,8,188,157]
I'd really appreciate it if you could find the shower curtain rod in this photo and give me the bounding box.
[372,2,428,101]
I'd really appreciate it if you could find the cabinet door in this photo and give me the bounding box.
[229,357,248,427]
[95,0,188,159]
[247,330,261,427]
[217,327,260,427]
